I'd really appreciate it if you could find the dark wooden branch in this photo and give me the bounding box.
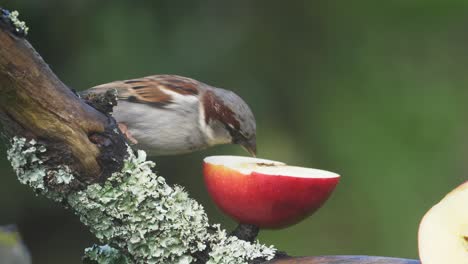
[266,256,420,264]
[231,224,260,242]
[0,10,126,187]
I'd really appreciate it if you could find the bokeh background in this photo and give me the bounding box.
[1,1,468,263]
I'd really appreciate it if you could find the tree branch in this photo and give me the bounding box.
[267,256,420,264]
[0,9,126,186]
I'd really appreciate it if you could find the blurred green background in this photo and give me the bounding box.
[1,1,468,263]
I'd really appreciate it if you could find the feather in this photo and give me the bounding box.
[88,75,200,108]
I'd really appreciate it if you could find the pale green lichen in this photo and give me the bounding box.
[8,11,29,35]
[7,137,47,190]
[7,137,75,202]
[206,225,276,264]
[74,148,275,263]
[7,138,276,263]
[70,149,208,263]
[84,245,131,264]
[50,165,75,184]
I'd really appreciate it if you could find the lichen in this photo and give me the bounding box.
[206,225,276,264]
[7,137,46,190]
[6,137,75,202]
[84,245,131,264]
[7,10,29,35]
[67,149,207,263]
[49,165,75,184]
[7,138,276,263]
[70,148,275,263]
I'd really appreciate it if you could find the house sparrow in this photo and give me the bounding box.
[84,75,256,156]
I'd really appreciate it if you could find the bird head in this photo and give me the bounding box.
[201,88,257,156]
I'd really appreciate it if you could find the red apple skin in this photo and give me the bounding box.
[203,163,340,229]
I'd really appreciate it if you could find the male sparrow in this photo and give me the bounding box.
[84,75,256,156]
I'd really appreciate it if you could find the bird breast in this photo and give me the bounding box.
[112,100,207,156]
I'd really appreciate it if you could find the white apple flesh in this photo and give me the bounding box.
[203,156,340,229]
[418,181,468,264]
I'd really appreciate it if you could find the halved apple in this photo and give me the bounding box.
[203,156,340,229]
[418,181,468,264]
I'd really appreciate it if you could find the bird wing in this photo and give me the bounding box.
[86,75,200,108]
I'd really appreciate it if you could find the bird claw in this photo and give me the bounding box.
[118,123,138,144]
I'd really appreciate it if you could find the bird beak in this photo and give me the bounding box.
[240,138,257,157]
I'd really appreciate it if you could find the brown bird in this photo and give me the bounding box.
[84,75,256,156]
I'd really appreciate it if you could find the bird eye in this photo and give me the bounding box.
[234,132,249,144]
[224,124,246,143]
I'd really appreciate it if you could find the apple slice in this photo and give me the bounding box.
[203,156,340,229]
[418,181,468,264]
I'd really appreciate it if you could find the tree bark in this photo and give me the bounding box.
[267,256,420,264]
[0,10,127,187]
